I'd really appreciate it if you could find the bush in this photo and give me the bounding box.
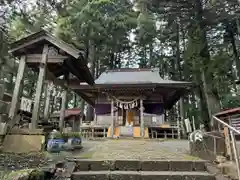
[64,132,81,139]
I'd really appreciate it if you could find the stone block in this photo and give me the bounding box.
[140,171,172,180]
[109,171,140,180]
[74,160,91,171]
[62,162,76,178]
[91,160,114,171]
[193,160,206,171]
[74,160,114,171]
[71,171,109,180]
[115,160,140,171]
[141,160,169,171]
[2,134,44,153]
[170,161,193,171]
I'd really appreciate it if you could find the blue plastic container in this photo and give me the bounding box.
[67,137,82,149]
[47,138,65,152]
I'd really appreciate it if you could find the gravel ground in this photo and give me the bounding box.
[76,139,199,160]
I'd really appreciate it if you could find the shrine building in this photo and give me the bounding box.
[70,68,194,138]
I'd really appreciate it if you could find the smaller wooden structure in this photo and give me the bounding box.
[51,108,84,132]
[8,30,94,131]
[214,108,240,160]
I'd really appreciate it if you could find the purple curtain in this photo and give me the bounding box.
[95,104,111,115]
[94,102,164,115]
[143,103,164,115]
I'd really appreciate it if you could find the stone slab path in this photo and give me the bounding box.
[76,139,200,160]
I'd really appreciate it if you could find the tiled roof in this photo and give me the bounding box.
[95,68,193,85]
[215,108,240,118]
[51,108,82,119]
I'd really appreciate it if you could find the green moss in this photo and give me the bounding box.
[183,155,201,160]
[0,169,34,180]
[78,151,94,159]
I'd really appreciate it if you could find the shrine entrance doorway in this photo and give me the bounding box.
[127,110,134,126]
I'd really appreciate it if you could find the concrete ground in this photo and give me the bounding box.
[75,139,200,160]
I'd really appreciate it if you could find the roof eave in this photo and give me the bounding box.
[9,30,82,59]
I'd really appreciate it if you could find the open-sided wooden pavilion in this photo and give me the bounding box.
[69,68,194,138]
[8,30,94,131]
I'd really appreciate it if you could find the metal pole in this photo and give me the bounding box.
[213,115,240,180]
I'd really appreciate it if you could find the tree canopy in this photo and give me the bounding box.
[1,0,240,130]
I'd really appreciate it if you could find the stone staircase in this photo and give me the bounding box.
[68,159,216,180]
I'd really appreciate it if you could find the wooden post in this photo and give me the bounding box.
[43,81,52,122]
[192,116,196,131]
[80,115,82,133]
[73,115,80,132]
[177,117,181,139]
[140,99,144,137]
[31,44,48,129]
[111,99,114,137]
[59,73,69,132]
[104,128,106,137]
[8,55,26,125]
[115,107,118,127]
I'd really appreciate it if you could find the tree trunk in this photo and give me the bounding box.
[86,40,96,121]
[194,0,221,130]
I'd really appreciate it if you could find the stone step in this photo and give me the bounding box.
[71,171,215,180]
[68,159,207,171]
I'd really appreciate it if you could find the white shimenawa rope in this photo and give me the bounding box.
[111,95,141,104]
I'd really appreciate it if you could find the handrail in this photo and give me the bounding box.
[212,115,240,180]
[212,116,240,134]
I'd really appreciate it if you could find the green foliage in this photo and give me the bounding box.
[64,132,81,138]
[2,0,240,130]
[221,94,240,109]
[50,132,63,139]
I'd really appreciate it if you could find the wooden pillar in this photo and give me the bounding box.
[104,128,106,137]
[8,55,26,125]
[115,107,118,127]
[140,99,144,137]
[224,117,232,160]
[177,117,181,139]
[111,99,114,137]
[31,44,48,129]
[73,115,80,132]
[80,115,83,133]
[59,73,69,132]
[43,81,52,122]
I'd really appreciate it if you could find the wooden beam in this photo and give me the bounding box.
[10,36,45,54]
[45,69,68,88]
[8,55,26,126]
[26,54,68,63]
[31,44,48,129]
[75,91,94,106]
